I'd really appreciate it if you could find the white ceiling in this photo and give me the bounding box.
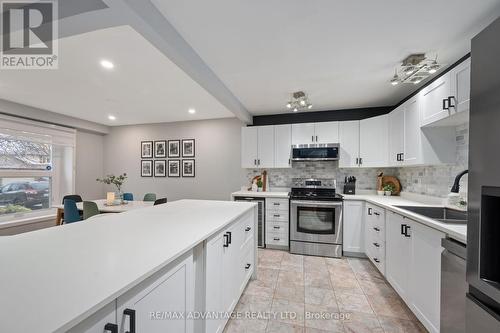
[153,0,500,115]
[0,25,234,126]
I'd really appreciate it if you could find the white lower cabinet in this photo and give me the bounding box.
[265,198,289,249]
[205,211,255,333]
[385,210,444,333]
[68,252,194,333]
[365,204,386,274]
[342,200,365,255]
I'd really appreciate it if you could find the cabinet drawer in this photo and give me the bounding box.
[369,223,385,241]
[266,198,289,212]
[240,247,254,293]
[266,221,289,234]
[368,238,385,259]
[266,232,288,246]
[369,255,385,275]
[266,211,289,222]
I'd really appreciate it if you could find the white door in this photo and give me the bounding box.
[274,124,291,168]
[257,126,275,168]
[359,114,389,167]
[67,301,116,333]
[314,121,339,143]
[241,127,258,168]
[338,120,360,168]
[409,221,444,333]
[343,201,365,254]
[449,58,471,114]
[291,123,315,144]
[388,106,405,166]
[385,211,411,302]
[420,73,451,126]
[403,98,421,165]
[117,252,194,333]
[205,232,225,333]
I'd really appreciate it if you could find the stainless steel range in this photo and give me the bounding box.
[290,178,343,258]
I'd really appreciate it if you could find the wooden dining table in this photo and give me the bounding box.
[53,199,154,225]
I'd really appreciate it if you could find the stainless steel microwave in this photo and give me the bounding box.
[291,143,339,161]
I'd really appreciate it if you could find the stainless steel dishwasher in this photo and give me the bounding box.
[233,196,265,248]
[441,237,467,333]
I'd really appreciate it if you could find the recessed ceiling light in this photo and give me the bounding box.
[188,108,196,114]
[108,115,116,120]
[100,59,114,69]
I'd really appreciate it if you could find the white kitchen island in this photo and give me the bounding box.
[0,199,257,333]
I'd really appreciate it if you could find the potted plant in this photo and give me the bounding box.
[96,173,128,202]
[383,184,394,196]
[256,178,263,192]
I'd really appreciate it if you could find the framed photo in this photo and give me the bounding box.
[182,159,195,177]
[141,141,153,158]
[168,160,180,177]
[154,140,166,158]
[182,139,195,157]
[141,160,153,177]
[168,140,180,158]
[154,160,166,177]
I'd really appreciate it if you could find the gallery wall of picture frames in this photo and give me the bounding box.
[141,139,195,177]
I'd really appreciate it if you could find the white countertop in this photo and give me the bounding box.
[231,190,290,198]
[0,199,256,333]
[343,194,467,243]
[53,199,154,213]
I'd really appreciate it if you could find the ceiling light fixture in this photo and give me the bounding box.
[188,108,196,114]
[286,91,312,112]
[390,53,443,86]
[108,115,116,121]
[100,59,114,69]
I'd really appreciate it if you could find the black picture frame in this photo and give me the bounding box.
[168,160,180,177]
[154,140,167,158]
[154,160,166,177]
[168,140,180,158]
[141,141,153,158]
[182,159,195,177]
[182,139,195,158]
[141,160,153,177]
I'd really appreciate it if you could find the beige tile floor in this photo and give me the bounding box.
[224,249,427,333]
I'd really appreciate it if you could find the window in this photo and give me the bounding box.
[0,115,75,223]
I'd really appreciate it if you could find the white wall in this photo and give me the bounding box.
[75,131,105,199]
[103,118,245,201]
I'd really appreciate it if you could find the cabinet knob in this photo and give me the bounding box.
[245,226,251,232]
[104,323,118,333]
[373,242,380,248]
[373,258,380,263]
[373,227,380,232]
[374,212,380,216]
[245,263,251,269]
[124,308,136,333]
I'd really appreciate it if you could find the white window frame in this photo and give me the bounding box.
[0,114,76,226]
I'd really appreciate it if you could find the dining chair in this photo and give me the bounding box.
[123,193,134,201]
[143,193,157,202]
[153,198,167,206]
[83,201,100,220]
[63,199,81,224]
[62,194,83,204]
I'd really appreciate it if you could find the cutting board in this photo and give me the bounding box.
[382,176,401,195]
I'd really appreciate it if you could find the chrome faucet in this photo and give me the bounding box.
[450,170,468,193]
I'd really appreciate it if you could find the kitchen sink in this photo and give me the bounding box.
[394,206,467,224]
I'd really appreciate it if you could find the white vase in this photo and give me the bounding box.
[385,191,392,196]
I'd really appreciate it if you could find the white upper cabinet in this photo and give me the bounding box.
[338,120,360,168]
[449,58,471,114]
[241,127,258,168]
[403,98,421,165]
[420,58,470,127]
[420,74,452,126]
[257,126,275,168]
[274,124,291,168]
[291,123,315,144]
[359,114,389,168]
[314,121,339,143]
[241,126,274,168]
[388,105,405,166]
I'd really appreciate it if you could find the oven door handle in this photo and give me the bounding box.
[291,200,343,207]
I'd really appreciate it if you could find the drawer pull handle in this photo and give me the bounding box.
[273,202,280,206]
[223,234,229,247]
[104,323,118,333]
[373,227,380,232]
[373,242,380,248]
[374,212,380,216]
[373,258,380,263]
[273,237,280,241]
[124,308,136,333]
[274,214,280,217]
[245,226,251,232]
[245,263,251,269]
[273,226,280,229]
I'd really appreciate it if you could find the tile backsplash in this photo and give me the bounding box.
[244,123,469,198]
